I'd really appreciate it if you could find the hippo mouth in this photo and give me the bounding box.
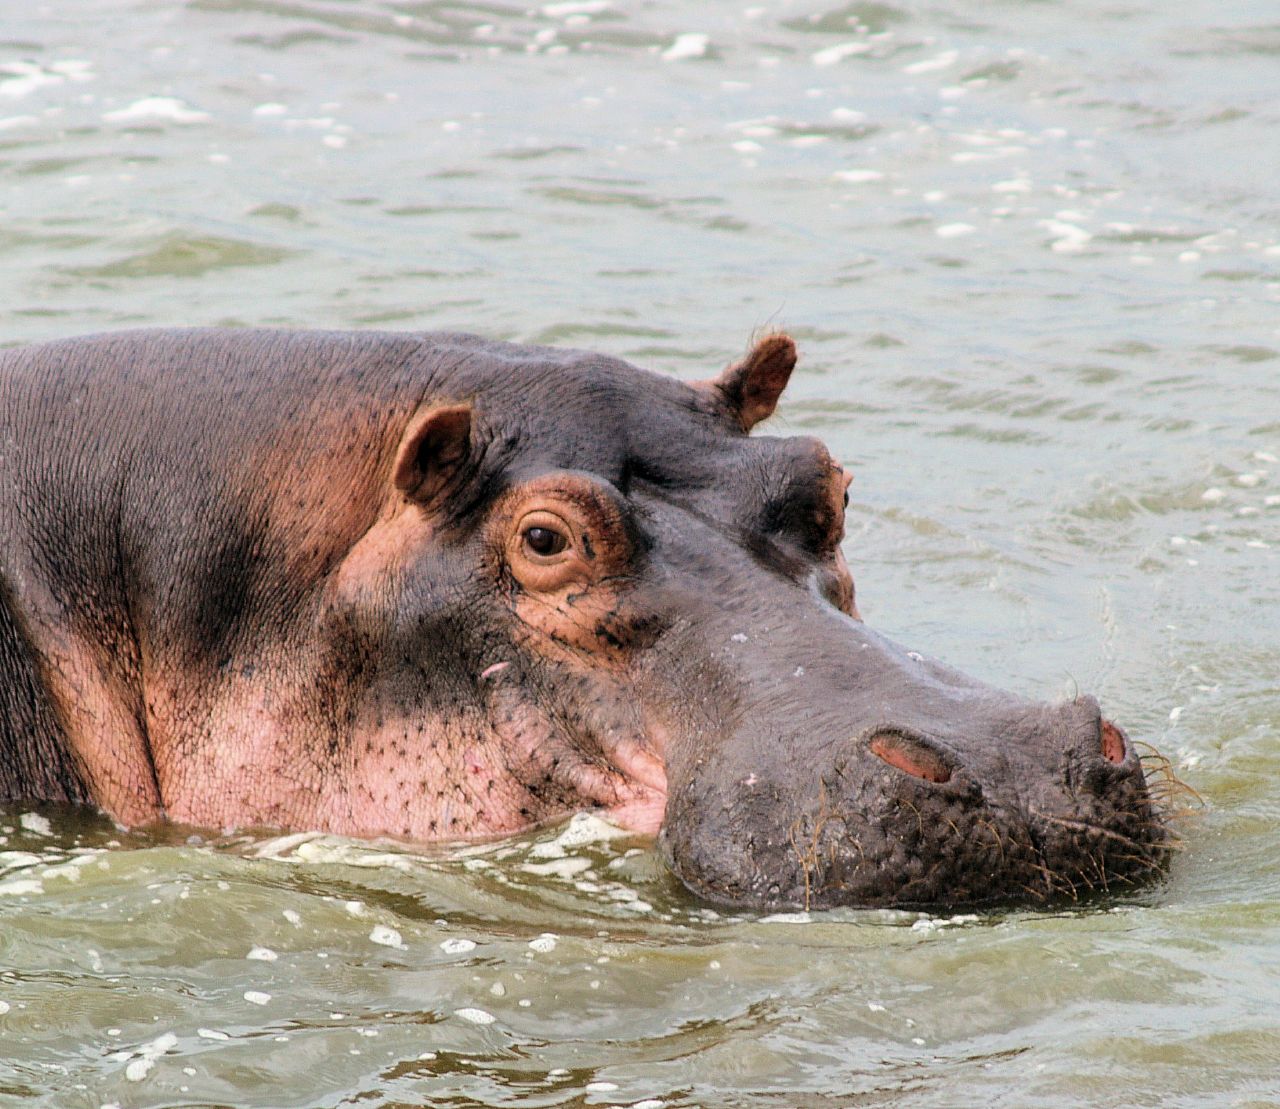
[656,680,1186,912]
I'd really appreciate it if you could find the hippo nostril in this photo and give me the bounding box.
[868,730,953,784]
[1100,719,1127,765]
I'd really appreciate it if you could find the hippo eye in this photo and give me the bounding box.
[843,490,849,509]
[523,525,569,559]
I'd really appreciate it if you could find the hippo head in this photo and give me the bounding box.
[357,333,1171,909]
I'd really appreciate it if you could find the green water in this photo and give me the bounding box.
[1,1,1278,1105]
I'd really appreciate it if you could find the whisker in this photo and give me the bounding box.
[897,796,925,839]
[977,818,1006,865]
[1068,863,1098,894]
[1029,861,1078,901]
[1029,810,1159,853]
[1011,879,1053,903]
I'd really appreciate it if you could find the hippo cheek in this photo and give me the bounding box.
[485,680,668,833]
[600,736,668,834]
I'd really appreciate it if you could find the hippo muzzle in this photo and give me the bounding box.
[656,600,1170,910]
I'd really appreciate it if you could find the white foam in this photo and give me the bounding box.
[103,97,210,124]
[243,991,271,1005]
[440,938,476,954]
[911,914,976,931]
[936,223,976,239]
[813,42,871,67]
[528,812,629,859]
[0,879,43,896]
[454,1007,496,1024]
[903,49,958,75]
[123,1032,178,1082]
[41,861,82,883]
[662,33,709,61]
[287,840,415,871]
[49,60,94,81]
[0,62,64,100]
[18,812,51,836]
[1039,219,1092,253]
[542,0,608,15]
[369,925,405,949]
[247,946,278,962]
[834,169,883,183]
[1,851,43,871]
[521,856,593,879]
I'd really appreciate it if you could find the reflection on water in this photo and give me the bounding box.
[1,0,1278,1105]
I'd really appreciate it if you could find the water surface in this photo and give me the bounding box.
[1,1,1278,1106]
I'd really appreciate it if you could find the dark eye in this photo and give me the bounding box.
[523,525,568,558]
[843,490,849,508]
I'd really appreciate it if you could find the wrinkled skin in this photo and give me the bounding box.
[0,328,1169,909]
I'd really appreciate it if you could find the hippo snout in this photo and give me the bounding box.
[866,697,1130,788]
[660,646,1171,911]
[844,698,1164,900]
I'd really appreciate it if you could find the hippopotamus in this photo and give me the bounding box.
[0,328,1169,908]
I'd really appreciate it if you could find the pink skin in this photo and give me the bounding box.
[480,658,667,833]
[0,331,790,851]
[485,676,670,838]
[604,740,668,834]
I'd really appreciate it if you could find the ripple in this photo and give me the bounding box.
[65,235,294,279]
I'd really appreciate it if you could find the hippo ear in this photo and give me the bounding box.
[392,403,472,506]
[705,333,797,432]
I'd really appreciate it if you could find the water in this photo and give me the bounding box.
[1,1,1278,1105]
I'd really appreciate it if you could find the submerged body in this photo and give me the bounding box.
[0,328,1168,908]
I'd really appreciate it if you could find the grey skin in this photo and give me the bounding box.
[0,328,1169,909]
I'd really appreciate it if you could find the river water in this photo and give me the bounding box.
[1,1,1278,1106]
